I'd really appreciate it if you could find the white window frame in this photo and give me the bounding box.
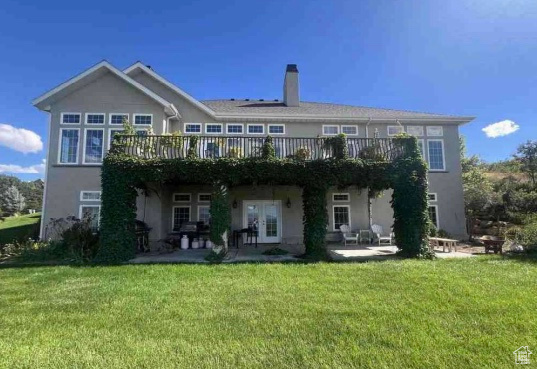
[79,204,101,228]
[85,113,105,125]
[198,193,211,202]
[427,139,446,171]
[172,206,191,229]
[322,125,339,136]
[197,205,210,224]
[226,123,244,134]
[80,191,102,202]
[332,205,351,231]
[268,124,286,135]
[205,123,223,134]
[60,112,81,125]
[387,126,404,136]
[426,126,443,137]
[82,128,105,165]
[417,139,426,160]
[341,125,358,136]
[173,193,191,203]
[332,193,350,202]
[407,126,424,137]
[109,113,129,125]
[184,123,202,134]
[428,193,438,202]
[247,124,265,135]
[58,128,80,165]
[108,128,124,149]
[428,204,440,228]
[133,114,153,126]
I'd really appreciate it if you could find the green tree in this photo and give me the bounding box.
[460,136,495,238]
[1,185,26,216]
[514,140,537,188]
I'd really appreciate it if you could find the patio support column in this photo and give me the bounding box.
[391,136,431,257]
[209,183,231,256]
[97,163,138,263]
[302,185,329,260]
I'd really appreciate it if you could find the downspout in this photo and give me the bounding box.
[165,104,180,133]
[365,117,372,138]
[365,117,372,231]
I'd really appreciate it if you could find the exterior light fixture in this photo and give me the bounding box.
[232,199,238,208]
[286,197,292,208]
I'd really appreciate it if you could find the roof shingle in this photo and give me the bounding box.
[201,100,459,119]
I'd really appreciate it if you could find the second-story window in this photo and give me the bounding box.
[59,128,79,164]
[268,124,285,135]
[226,124,244,134]
[428,139,445,171]
[322,125,339,135]
[110,113,128,125]
[341,125,358,135]
[61,113,81,124]
[205,124,223,134]
[247,124,264,134]
[84,129,104,164]
[185,123,201,133]
[86,113,105,124]
[134,114,152,125]
[387,126,404,136]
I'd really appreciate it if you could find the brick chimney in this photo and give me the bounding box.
[283,64,299,107]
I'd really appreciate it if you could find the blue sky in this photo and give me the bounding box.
[1,0,536,180]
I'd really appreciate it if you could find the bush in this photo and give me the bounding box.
[0,239,67,262]
[505,215,537,252]
[44,215,100,263]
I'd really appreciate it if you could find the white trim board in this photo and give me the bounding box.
[33,60,175,115]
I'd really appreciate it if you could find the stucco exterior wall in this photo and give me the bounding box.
[39,68,468,244]
[41,71,168,236]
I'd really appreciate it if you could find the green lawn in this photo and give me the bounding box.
[0,257,535,368]
[0,213,41,245]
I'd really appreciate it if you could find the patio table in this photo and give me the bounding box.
[429,237,458,253]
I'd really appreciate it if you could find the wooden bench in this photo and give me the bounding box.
[429,237,458,253]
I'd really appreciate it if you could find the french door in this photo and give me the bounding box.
[243,200,282,243]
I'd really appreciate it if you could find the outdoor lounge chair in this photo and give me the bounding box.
[339,225,358,246]
[371,224,394,245]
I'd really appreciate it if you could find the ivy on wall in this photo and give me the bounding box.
[209,184,231,255]
[97,136,429,263]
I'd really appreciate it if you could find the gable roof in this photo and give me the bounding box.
[32,60,176,115]
[201,99,474,123]
[123,62,216,117]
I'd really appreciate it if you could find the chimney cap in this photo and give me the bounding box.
[286,64,298,73]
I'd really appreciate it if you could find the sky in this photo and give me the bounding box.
[1,0,536,180]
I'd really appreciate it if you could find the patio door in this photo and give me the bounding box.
[243,200,282,243]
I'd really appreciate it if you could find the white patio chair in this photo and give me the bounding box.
[371,224,393,245]
[339,225,358,246]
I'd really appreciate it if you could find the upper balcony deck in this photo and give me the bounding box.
[110,135,407,162]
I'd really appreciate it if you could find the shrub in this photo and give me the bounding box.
[505,215,537,252]
[294,147,311,161]
[44,215,100,263]
[0,239,67,262]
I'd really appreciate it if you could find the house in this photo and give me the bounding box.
[33,61,473,257]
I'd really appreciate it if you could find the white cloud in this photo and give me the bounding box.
[0,159,46,174]
[0,123,43,153]
[482,120,520,138]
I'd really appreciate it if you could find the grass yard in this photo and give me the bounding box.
[0,213,41,245]
[0,257,535,368]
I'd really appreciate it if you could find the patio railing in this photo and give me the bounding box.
[111,135,406,161]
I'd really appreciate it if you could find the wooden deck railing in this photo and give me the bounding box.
[110,135,405,161]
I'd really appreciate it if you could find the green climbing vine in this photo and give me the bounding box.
[97,136,428,263]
